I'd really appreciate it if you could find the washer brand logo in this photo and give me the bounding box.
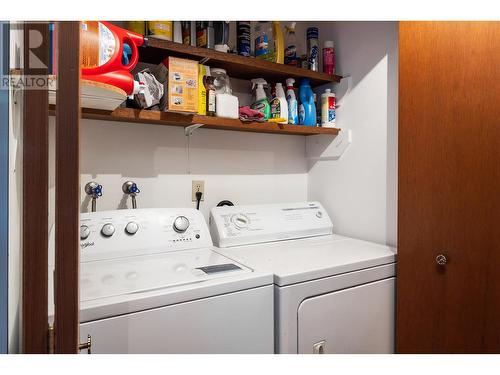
[80,241,95,250]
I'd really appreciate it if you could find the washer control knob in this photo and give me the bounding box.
[316,211,323,218]
[80,225,90,240]
[173,216,190,233]
[231,214,250,229]
[125,221,139,235]
[101,223,115,237]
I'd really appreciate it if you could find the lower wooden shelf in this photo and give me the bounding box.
[52,107,341,136]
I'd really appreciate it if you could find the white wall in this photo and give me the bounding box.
[48,117,309,224]
[307,22,398,246]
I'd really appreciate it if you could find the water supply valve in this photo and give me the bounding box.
[122,181,140,209]
[84,181,103,212]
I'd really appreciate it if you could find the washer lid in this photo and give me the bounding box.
[80,248,252,302]
[217,235,396,286]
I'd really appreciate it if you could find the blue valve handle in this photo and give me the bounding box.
[92,184,103,197]
[129,183,140,194]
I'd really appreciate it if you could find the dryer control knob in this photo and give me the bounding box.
[101,223,115,237]
[173,216,190,233]
[80,225,90,240]
[125,221,139,235]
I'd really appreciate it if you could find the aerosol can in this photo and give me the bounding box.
[251,78,271,120]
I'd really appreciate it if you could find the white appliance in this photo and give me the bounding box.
[48,208,274,354]
[210,202,396,354]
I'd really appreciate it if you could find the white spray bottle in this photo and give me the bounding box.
[270,83,288,124]
[286,78,298,125]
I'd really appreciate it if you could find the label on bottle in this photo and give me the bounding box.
[287,97,298,124]
[284,44,297,65]
[321,96,336,127]
[270,98,281,118]
[81,21,116,69]
[298,104,305,125]
[207,90,216,113]
[255,35,269,56]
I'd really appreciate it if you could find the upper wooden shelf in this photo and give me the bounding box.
[140,38,342,87]
[53,107,340,136]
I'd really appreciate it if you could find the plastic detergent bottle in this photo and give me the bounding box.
[270,83,288,124]
[285,78,298,124]
[81,21,145,95]
[321,89,336,127]
[284,22,299,66]
[272,22,284,64]
[251,78,271,120]
[298,78,316,126]
[254,22,274,60]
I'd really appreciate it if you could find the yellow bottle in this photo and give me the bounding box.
[272,21,284,64]
[148,21,173,41]
[127,21,146,35]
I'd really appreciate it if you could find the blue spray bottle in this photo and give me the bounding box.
[298,78,317,126]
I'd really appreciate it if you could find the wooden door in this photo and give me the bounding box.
[397,22,500,353]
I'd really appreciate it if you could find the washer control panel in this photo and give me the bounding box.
[210,202,333,248]
[72,208,212,262]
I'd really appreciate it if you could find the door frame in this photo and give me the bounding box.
[0,21,10,354]
[21,21,50,354]
[53,21,81,354]
[20,21,81,354]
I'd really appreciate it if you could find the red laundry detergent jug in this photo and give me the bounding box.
[81,21,146,95]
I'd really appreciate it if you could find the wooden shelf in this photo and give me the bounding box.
[140,38,342,87]
[51,107,340,136]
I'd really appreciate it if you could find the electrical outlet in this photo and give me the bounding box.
[192,180,205,201]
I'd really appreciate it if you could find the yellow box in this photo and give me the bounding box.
[167,57,199,113]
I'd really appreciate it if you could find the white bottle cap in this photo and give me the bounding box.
[324,40,334,48]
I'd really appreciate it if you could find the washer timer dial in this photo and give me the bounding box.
[173,216,190,233]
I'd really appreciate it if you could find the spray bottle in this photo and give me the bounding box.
[251,78,271,120]
[285,78,298,125]
[270,83,288,124]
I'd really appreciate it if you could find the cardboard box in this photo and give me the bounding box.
[167,57,198,113]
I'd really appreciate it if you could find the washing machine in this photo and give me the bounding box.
[210,202,396,354]
[48,208,274,354]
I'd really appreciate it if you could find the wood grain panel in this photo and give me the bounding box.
[58,107,340,136]
[142,38,342,86]
[54,21,81,354]
[22,22,49,354]
[397,22,500,353]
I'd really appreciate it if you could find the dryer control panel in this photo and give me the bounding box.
[210,202,333,248]
[50,208,213,263]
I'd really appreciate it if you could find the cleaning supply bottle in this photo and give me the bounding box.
[306,27,319,71]
[272,21,284,64]
[285,78,298,125]
[321,89,336,127]
[284,22,298,66]
[254,22,273,60]
[251,78,271,120]
[270,83,288,124]
[298,78,316,126]
[80,21,145,96]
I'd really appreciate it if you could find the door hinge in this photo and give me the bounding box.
[48,324,55,354]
